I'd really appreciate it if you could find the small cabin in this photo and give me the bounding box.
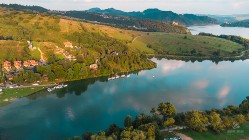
[64,41,73,48]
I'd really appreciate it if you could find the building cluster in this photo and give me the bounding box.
[3,60,39,71]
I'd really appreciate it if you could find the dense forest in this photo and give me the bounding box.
[67,97,249,140]
[87,8,218,26]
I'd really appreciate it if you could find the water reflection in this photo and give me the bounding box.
[0,58,249,140]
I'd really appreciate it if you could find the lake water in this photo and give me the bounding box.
[0,58,249,139]
[1,25,249,140]
[188,25,249,39]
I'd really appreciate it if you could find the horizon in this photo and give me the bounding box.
[1,0,249,15]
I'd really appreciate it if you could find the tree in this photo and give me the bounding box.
[163,118,175,128]
[239,98,249,114]
[185,111,208,132]
[124,115,133,128]
[209,112,223,133]
[157,102,176,121]
[234,114,246,124]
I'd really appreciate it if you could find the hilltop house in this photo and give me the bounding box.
[64,41,73,48]
[172,21,179,26]
[3,61,11,71]
[90,64,98,70]
[14,61,22,69]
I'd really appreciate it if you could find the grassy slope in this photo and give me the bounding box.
[129,32,244,57]
[179,122,249,140]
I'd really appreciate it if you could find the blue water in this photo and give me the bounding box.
[0,58,249,139]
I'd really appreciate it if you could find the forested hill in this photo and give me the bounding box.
[87,8,218,26]
[0,4,189,33]
[0,4,48,13]
[221,19,249,28]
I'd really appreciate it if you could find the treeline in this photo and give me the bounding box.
[0,4,48,13]
[67,97,249,140]
[199,33,249,50]
[87,8,218,26]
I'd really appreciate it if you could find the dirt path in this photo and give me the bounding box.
[38,48,45,61]
[175,133,193,140]
[132,35,143,43]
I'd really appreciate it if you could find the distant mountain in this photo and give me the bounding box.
[221,19,249,28]
[86,8,218,26]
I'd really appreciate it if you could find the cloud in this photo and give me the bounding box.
[192,80,209,89]
[218,85,230,99]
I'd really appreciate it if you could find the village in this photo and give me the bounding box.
[0,40,103,93]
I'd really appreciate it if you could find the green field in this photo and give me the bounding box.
[129,32,244,57]
[0,87,46,107]
[179,122,249,140]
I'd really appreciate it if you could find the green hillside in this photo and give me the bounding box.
[0,7,248,86]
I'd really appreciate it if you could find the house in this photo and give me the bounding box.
[172,21,179,26]
[90,64,98,70]
[64,41,73,48]
[14,61,22,69]
[3,61,12,71]
[23,61,31,67]
[6,74,13,81]
[29,60,38,66]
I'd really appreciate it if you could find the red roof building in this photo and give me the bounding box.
[3,61,11,71]
[23,61,31,67]
[14,61,22,69]
[29,60,38,66]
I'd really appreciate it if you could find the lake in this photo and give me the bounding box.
[188,25,249,39]
[1,26,249,140]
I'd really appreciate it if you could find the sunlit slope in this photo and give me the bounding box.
[129,32,244,57]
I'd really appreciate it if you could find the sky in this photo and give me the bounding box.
[1,0,249,15]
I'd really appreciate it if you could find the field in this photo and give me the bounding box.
[179,122,249,140]
[0,86,47,107]
[129,32,244,57]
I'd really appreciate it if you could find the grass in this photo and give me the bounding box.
[0,86,46,107]
[130,32,244,57]
[179,122,249,140]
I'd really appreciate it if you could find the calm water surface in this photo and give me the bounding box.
[188,25,249,39]
[0,58,249,140]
